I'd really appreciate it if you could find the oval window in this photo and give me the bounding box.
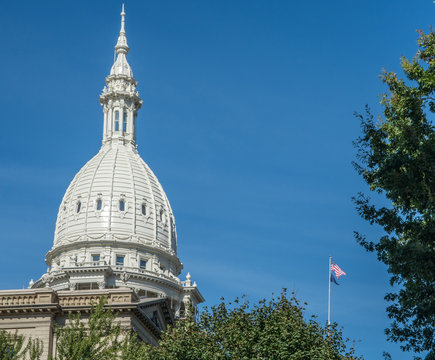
[76,201,81,213]
[141,203,146,215]
[96,199,102,210]
[119,199,125,212]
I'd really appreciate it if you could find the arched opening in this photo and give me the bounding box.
[115,110,120,131]
[123,110,127,132]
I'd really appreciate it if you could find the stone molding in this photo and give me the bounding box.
[57,288,136,308]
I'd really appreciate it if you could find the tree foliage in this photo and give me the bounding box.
[150,290,361,360]
[353,29,435,358]
[50,291,360,360]
[0,330,42,360]
[52,297,148,360]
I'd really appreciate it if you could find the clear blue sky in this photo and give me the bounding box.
[0,1,432,358]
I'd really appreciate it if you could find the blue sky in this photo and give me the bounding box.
[0,1,433,358]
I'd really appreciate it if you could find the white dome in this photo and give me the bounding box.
[31,8,204,313]
[53,142,176,254]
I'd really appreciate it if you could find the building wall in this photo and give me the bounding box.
[0,288,169,359]
[0,314,53,359]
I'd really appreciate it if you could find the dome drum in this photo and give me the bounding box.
[45,241,183,277]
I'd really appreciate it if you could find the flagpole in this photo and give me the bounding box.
[328,255,331,326]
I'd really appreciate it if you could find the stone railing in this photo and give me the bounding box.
[68,260,108,267]
[59,294,103,307]
[0,289,56,307]
[58,289,136,307]
[113,266,178,283]
[0,295,37,306]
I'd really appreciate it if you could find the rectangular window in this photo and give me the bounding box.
[123,111,127,132]
[92,254,100,262]
[140,259,146,269]
[115,110,119,131]
[116,255,124,266]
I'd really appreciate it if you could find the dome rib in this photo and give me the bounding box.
[126,148,137,235]
[136,152,158,246]
[59,157,94,245]
[84,147,110,232]
[108,147,119,233]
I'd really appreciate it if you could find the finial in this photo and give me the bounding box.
[120,4,126,35]
[114,4,129,55]
[185,272,192,286]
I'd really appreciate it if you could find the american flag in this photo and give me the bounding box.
[331,260,346,279]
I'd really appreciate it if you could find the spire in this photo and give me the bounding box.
[99,5,142,146]
[121,4,126,32]
[111,4,132,76]
[115,4,129,55]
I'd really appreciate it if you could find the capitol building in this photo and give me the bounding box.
[0,6,203,358]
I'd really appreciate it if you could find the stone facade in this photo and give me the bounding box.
[0,288,174,358]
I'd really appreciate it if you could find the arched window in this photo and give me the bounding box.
[141,203,146,215]
[119,199,125,212]
[123,111,127,132]
[76,201,81,213]
[96,199,102,211]
[115,110,119,131]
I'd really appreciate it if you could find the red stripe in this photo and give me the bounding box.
[331,263,346,278]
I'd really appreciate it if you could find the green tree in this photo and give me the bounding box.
[151,290,361,360]
[51,291,360,360]
[52,297,151,360]
[353,29,435,358]
[0,330,42,360]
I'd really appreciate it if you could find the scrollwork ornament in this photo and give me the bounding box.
[120,271,130,284]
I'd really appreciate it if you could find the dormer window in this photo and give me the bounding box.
[141,203,146,216]
[76,201,81,213]
[96,199,102,211]
[123,111,127,132]
[115,110,120,131]
[119,199,125,212]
